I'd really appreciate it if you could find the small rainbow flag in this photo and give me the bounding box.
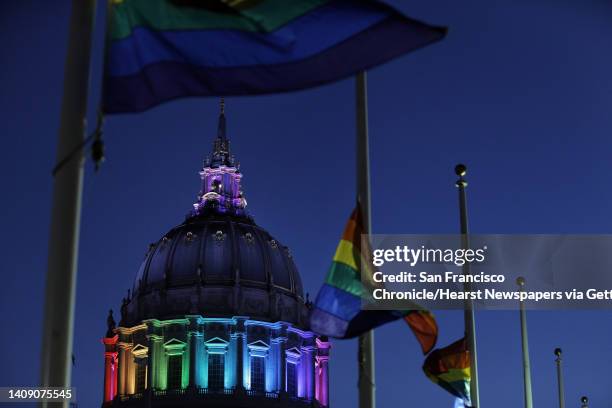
[423,337,472,407]
[310,205,438,354]
[103,0,446,113]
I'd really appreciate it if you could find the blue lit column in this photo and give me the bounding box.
[279,340,287,395]
[235,319,246,391]
[302,346,315,400]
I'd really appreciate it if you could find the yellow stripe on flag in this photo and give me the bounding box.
[437,368,471,383]
[333,239,359,271]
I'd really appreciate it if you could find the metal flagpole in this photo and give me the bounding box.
[516,277,533,408]
[356,71,375,408]
[554,348,565,408]
[455,164,480,408]
[40,0,97,407]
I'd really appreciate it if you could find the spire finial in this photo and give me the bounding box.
[217,97,227,140]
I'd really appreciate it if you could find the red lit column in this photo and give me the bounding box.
[102,335,119,403]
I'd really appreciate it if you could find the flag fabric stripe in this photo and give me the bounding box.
[436,368,471,383]
[332,240,360,272]
[310,205,439,354]
[340,214,358,238]
[325,262,363,297]
[104,0,446,113]
[404,310,438,354]
[111,0,328,40]
[423,337,472,406]
[309,306,349,337]
[108,3,389,76]
[313,283,361,322]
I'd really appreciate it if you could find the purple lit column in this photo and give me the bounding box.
[316,337,331,406]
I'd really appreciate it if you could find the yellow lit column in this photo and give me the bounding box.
[126,347,136,395]
[117,343,129,396]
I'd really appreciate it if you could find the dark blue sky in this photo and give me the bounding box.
[1,0,611,407]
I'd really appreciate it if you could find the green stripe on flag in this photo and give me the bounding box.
[325,261,366,298]
[111,0,329,40]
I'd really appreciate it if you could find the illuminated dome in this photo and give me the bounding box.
[123,211,307,327]
[101,102,330,408]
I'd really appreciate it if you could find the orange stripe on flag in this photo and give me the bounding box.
[404,310,438,354]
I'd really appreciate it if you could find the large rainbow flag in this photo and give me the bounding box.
[310,205,438,355]
[103,0,446,114]
[423,337,472,407]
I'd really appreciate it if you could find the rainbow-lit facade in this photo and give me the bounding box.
[102,105,330,408]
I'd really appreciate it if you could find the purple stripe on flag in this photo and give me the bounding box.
[104,15,446,113]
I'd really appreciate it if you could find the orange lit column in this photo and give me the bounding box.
[102,335,119,403]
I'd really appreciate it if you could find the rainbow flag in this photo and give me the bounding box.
[423,337,472,407]
[103,0,446,113]
[310,205,438,354]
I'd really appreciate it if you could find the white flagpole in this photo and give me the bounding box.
[40,0,96,406]
[517,277,533,408]
[356,71,375,408]
[455,164,480,408]
[555,348,566,408]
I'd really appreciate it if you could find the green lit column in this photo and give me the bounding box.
[187,317,200,390]
[146,334,163,391]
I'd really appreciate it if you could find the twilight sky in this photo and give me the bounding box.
[1,0,612,407]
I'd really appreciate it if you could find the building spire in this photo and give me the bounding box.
[211,97,231,166]
[217,96,226,140]
[191,99,247,218]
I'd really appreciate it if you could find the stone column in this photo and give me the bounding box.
[188,331,198,389]
[102,335,119,403]
[126,347,136,395]
[270,339,280,392]
[306,347,316,400]
[235,333,244,390]
[316,337,331,407]
[235,318,246,392]
[278,338,287,394]
[146,334,162,391]
[117,343,127,396]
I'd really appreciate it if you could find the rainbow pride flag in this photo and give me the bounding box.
[310,205,438,354]
[103,0,446,113]
[423,337,472,407]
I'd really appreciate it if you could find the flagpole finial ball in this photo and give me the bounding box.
[516,276,525,286]
[455,164,467,177]
[554,347,562,357]
[581,396,588,404]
